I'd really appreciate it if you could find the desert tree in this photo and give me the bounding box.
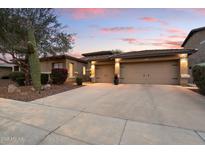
[0,9,73,90]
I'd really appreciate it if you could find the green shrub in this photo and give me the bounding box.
[9,72,25,86]
[51,68,68,85]
[41,73,49,85]
[16,77,25,86]
[192,63,205,94]
[76,77,82,85]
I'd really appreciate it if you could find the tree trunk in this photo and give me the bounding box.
[27,28,41,91]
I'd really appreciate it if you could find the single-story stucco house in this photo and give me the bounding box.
[82,49,196,85]
[0,49,197,85]
[39,55,88,82]
[181,26,205,83]
[2,27,203,85]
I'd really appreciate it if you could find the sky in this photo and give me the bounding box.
[55,9,205,57]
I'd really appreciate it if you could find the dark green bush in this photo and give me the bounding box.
[51,68,68,85]
[16,77,25,86]
[9,72,25,86]
[76,77,82,85]
[41,73,49,85]
[192,63,205,94]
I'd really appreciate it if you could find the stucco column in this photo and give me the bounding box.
[90,61,96,82]
[65,59,70,82]
[180,54,189,85]
[115,58,121,81]
[12,66,15,72]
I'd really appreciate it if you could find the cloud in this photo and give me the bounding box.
[149,37,183,48]
[167,35,186,40]
[60,8,119,20]
[120,38,139,44]
[163,40,183,47]
[119,36,183,49]
[100,27,136,33]
[166,28,186,34]
[67,51,83,58]
[192,8,205,15]
[140,17,168,25]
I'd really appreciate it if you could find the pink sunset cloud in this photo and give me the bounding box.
[166,28,186,34]
[120,35,183,49]
[149,37,183,48]
[120,38,139,44]
[100,27,136,33]
[167,35,186,40]
[140,17,168,25]
[67,51,83,58]
[192,8,205,15]
[72,9,106,19]
[163,40,183,48]
[61,8,120,20]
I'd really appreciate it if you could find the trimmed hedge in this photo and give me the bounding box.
[9,72,25,86]
[51,68,68,85]
[41,73,49,85]
[192,63,205,94]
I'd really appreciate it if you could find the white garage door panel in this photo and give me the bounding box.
[120,61,179,85]
[95,65,114,83]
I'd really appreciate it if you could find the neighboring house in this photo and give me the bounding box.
[0,63,19,78]
[181,26,205,83]
[40,55,88,82]
[82,49,196,85]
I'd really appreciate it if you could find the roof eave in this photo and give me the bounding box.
[40,55,87,63]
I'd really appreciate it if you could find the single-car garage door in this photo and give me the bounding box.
[120,60,179,85]
[95,64,114,83]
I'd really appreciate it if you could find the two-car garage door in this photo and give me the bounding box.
[120,60,179,85]
[95,60,179,85]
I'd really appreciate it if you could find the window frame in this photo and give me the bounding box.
[52,62,64,69]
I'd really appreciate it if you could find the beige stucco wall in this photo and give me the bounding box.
[40,59,66,73]
[89,55,189,85]
[40,59,88,82]
[0,67,12,78]
[184,30,205,82]
[65,59,88,82]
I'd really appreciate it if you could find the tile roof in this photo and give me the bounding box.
[82,49,197,61]
[40,55,87,63]
[81,54,113,61]
[112,49,197,59]
[82,50,121,57]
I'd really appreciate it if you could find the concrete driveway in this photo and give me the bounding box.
[0,83,205,144]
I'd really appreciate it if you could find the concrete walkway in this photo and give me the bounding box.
[0,83,205,144]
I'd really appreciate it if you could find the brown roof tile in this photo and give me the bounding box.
[40,55,87,63]
[112,49,197,59]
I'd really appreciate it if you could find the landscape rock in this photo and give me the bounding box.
[20,92,28,96]
[8,84,21,93]
[31,87,35,91]
[43,84,51,90]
